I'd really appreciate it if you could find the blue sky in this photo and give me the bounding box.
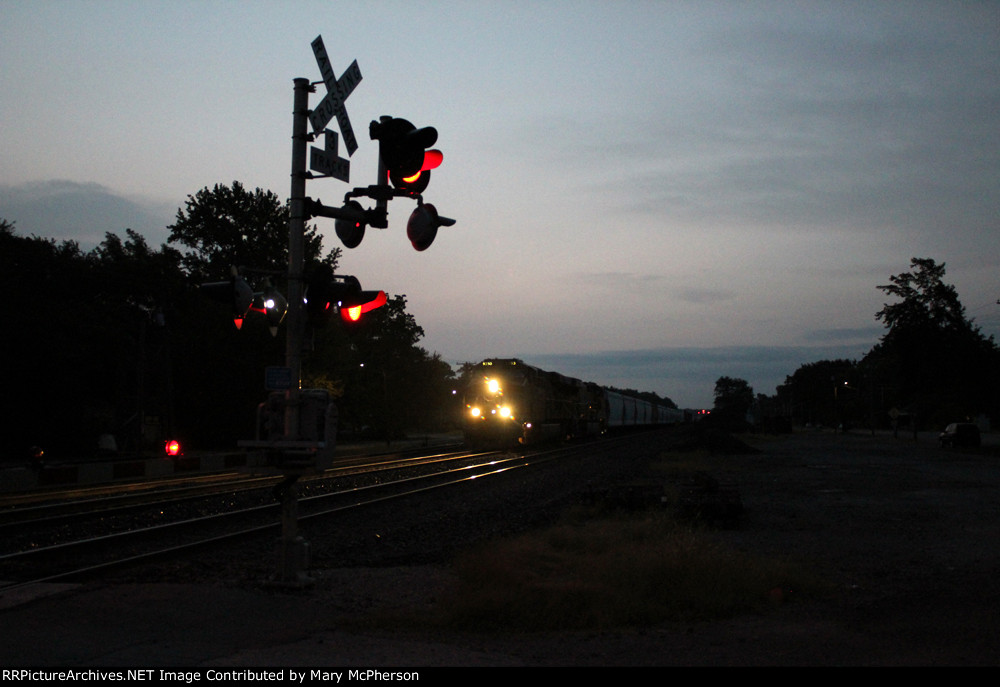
[2,0,998,408]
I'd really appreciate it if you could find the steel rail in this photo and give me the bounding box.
[0,445,580,592]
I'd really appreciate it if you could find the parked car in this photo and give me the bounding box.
[939,422,981,448]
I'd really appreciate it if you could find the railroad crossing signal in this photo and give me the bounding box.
[300,46,455,251]
[334,199,366,249]
[370,116,443,195]
[265,36,455,584]
[254,279,288,337]
[306,114,455,250]
[200,271,287,336]
[339,281,387,324]
[304,264,386,329]
[408,202,456,251]
[199,270,254,329]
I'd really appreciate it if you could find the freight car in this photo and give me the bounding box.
[605,390,685,428]
[462,358,682,447]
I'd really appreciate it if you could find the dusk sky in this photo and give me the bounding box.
[2,1,998,409]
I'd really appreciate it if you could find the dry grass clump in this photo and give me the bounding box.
[435,512,824,632]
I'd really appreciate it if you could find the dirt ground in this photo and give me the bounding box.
[310,429,1000,666]
[7,428,997,666]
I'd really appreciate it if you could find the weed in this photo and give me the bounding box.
[435,511,826,632]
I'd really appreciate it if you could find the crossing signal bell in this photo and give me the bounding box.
[371,116,443,195]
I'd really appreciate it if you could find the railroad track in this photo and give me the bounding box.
[0,443,586,591]
[0,446,475,530]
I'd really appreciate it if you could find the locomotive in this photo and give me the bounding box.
[461,358,683,447]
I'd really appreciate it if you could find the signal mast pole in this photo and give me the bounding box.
[286,77,311,442]
[271,76,311,586]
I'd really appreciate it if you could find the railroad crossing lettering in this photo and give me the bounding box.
[310,129,351,182]
[309,35,362,155]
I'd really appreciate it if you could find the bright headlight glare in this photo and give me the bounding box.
[470,407,481,418]
[499,406,511,418]
[487,379,500,394]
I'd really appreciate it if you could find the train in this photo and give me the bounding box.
[461,358,685,447]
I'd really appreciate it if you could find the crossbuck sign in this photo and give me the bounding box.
[308,35,361,182]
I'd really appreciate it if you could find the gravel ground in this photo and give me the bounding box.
[113,425,1000,665]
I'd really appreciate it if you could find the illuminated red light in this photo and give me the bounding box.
[165,440,181,457]
[340,291,387,323]
[393,150,442,184]
[422,149,443,171]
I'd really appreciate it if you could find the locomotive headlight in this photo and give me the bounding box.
[499,406,512,418]
[486,379,500,394]
[470,407,481,418]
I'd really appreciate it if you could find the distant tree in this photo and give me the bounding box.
[776,359,859,428]
[712,376,754,429]
[1,207,458,456]
[92,229,187,314]
[875,257,980,339]
[1,225,95,457]
[863,257,1000,425]
[304,294,454,439]
[166,181,338,280]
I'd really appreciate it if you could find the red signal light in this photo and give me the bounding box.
[400,149,443,183]
[422,149,443,171]
[165,440,181,457]
[340,290,387,323]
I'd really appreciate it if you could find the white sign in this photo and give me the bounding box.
[310,130,350,182]
[309,36,361,154]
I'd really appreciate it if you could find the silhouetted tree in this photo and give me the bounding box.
[0,202,456,458]
[863,257,999,426]
[167,181,336,280]
[777,359,859,427]
[875,258,978,338]
[311,295,454,439]
[712,376,754,429]
[2,222,93,457]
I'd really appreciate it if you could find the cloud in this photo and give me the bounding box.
[675,287,737,306]
[803,326,883,344]
[548,5,1000,248]
[0,180,176,249]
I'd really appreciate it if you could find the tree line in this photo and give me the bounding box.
[713,257,1000,432]
[0,182,456,461]
[5,180,994,462]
